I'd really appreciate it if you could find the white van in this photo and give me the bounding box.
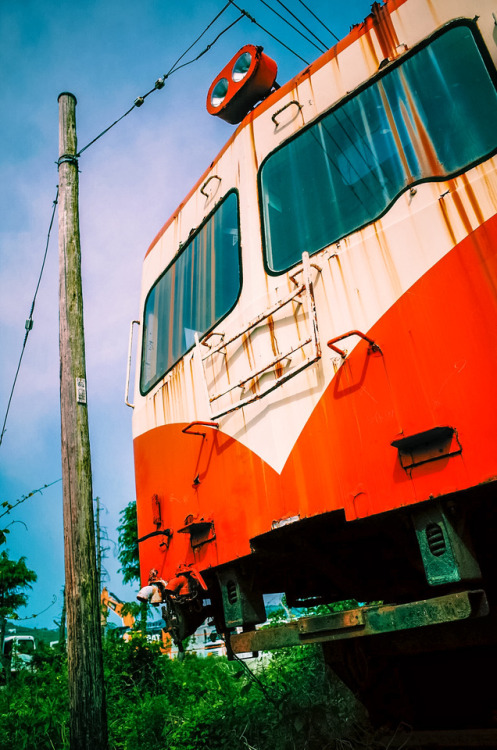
[2,635,36,672]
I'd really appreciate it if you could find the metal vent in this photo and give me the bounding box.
[227,580,238,605]
[426,523,446,557]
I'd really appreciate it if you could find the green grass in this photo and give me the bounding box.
[0,635,370,750]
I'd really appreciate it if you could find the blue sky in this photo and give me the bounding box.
[0,0,373,629]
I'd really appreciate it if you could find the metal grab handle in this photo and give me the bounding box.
[271,100,302,127]
[327,330,382,359]
[200,175,221,198]
[125,320,140,408]
[201,331,225,348]
[182,421,219,438]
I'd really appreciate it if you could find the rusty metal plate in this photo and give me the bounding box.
[298,608,364,634]
[230,590,488,654]
[391,426,462,470]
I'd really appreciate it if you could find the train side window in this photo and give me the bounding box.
[260,23,497,274]
[140,191,241,394]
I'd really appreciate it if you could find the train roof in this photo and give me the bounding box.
[145,0,409,259]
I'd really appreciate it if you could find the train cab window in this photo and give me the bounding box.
[140,191,241,394]
[260,24,497,274]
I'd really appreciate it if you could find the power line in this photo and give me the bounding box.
[1,7,247,447]
[260,0,328,53]
[295,0,340,43]
[0,187,59,448]
[165,12,245,77]
[228,0,310,65]
[166,2,232,75]
[77,7,244,157]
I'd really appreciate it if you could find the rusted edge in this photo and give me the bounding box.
[230,590,488,653]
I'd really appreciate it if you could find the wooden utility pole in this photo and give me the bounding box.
[58,92,108,750]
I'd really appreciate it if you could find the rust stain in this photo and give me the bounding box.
[438,196,457,246]
[267,314,283,379]
[448,179,473,237]
[476,164,497,209]
[224,346,231,384]
[378,84,412,181]
[359,31,379,69]
[371,1,400,61]
[241,332,255,369]
[292,301,302,338]
[307,75,315,107]
[160,386,166,423]
[373,221,402,297]
[425,0,441,26]
[460,174,484,227]
[267,315,279,357]
[400,72,443,178]
[248,120,259,172]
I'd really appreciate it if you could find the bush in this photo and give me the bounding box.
[0,636,368,749]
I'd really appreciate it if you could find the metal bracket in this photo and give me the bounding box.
[177,520,216,548]
[327,330,382,359]
[200,175,221,198]
[229,590,488,653]
[271,100,303,127]
[182,421,219,438]
[137,529,173,548]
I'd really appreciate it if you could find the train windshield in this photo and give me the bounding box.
[260,24,497,274]
[141,191,241,394]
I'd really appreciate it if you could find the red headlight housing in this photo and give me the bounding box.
[207,44,278,124]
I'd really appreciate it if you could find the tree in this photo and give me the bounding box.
[117,501,147,631]
[117,500,140,583]
[0,550,37,683]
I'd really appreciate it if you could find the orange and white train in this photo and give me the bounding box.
[128,0,497,727]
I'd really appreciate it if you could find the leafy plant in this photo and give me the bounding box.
[0,550,37,685]
[0,631,370,750]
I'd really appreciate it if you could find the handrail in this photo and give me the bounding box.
[327,330,382,359]
[200,175,221,198]
[202,283,305,360]
[271,100,302,127]
[182,421,219,438]
[124,320,140,408]
[195,252,322,419]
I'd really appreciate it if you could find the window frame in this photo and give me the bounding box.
[140,188,243,396]
[258,18,497,276]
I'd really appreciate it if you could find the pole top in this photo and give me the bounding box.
[58,92,77,104]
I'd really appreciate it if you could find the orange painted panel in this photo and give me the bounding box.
[135,216,497,584]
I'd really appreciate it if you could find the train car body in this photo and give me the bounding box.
[129,0,497,728]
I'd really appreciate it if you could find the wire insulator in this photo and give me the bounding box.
[155,77,166,89]
[134,96,145,107]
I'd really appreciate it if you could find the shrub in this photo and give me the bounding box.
[0,636,368,749]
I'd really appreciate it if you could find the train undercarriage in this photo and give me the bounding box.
[153,481,497,743]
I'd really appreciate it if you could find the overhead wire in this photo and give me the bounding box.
[166,1,232,75]
[256,0,326,54]
[0,187,59,448]
[2,0,337,447]
[77,4,243,156]
[164,12,245,76]
[295,0,340,43]
[269,0,329,52]
[1,6,246,447]
[228,0,310,64]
